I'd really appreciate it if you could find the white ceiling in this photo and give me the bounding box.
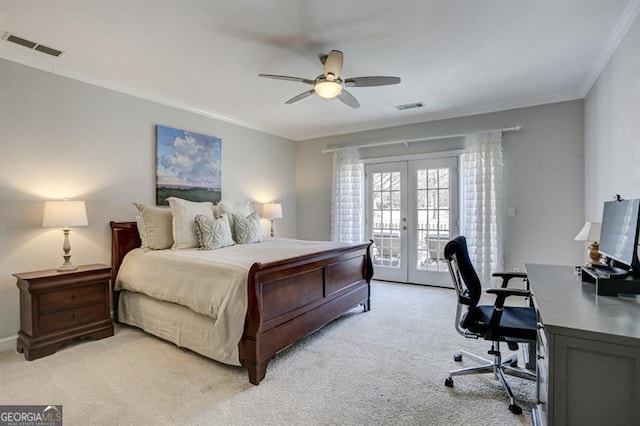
[1,1,637,141]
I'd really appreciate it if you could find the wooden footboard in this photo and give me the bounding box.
[110,221,373,385]
[240,241,373,384]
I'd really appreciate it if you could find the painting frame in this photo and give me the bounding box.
[155,124,222,205]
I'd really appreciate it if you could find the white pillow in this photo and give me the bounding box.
[218,199,253,217]
[135,215,148,248]
[133,204,173,250]
[167,197,215,249]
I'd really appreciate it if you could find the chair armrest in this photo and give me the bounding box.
[492,271,528,288]
[484,287,533,340]
[486,288,531,308]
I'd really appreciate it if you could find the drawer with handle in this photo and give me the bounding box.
[38,302,107,334]
[39,282,105,313]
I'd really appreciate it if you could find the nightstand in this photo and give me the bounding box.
[14,263,114,360]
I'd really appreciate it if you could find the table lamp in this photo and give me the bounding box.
[574,221,601,265]
[42,200,88,271]
[262,203,283,237]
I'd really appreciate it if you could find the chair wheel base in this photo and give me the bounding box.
[444,377,454,387]
[509,404,522,415]
[453,353,463,362]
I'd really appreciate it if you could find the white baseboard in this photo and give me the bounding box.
[0,335,17,353]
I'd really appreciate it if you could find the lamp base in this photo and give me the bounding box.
[57,264,78,272]
[57,253,77,272]
[588,242,601,265]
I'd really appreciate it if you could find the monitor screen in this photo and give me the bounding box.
[599,199,640,272]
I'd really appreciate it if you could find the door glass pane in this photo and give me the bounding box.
[373,173,382,191]
[371,171,402,269]
[416,167,451,272]
[417,189,427,209]
[417,170,427,188]
[438,189,449,209]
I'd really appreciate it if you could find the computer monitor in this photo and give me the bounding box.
[599,198,640,276]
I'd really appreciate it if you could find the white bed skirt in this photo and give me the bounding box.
[118,291,241,366]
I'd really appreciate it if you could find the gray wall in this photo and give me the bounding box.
[297,100,585,272]
[584,13,640,219]
[0,59,297,346]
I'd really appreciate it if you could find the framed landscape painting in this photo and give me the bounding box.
[155,125,222,205]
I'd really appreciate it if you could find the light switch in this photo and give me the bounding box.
[508,207,516,217]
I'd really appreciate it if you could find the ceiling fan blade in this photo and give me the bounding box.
[344,76,401,87]
[285,89,315,104]
[323,50,343,77]
[258,74,314,85]
[336,89,360,109]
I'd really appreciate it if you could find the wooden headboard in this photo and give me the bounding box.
[109,221,141,280]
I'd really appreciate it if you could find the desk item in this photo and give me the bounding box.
[14,264,113,360]
[444,236,536,415]
[574,221,601,264]
[598,198,640,276]
[526,263,640,426]
[581,265,640,296]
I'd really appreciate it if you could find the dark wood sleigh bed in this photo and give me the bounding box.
[110,221,373,385]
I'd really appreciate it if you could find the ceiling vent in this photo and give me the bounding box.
[3,32,64,57]
[395,102,425,111]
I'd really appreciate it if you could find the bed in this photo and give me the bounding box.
[110,221,373,385]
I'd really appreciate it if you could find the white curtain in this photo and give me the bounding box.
[330,148,364,243]
[462,131,504,285]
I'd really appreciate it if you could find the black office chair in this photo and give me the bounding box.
[443,235,536,415]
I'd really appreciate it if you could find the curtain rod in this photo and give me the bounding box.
[321,125,522,154]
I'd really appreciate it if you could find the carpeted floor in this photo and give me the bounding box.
[0,281,535,425]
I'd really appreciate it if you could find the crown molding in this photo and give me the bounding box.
[0,49,278,138]
[298,91,582,141]
[580,0,640,97]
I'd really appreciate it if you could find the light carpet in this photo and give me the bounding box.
[0,281,535,425]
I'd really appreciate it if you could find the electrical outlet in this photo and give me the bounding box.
[508,207,516,217]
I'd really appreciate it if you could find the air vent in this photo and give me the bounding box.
[6,34,37,49]
[3,32,64,57]
[395,102,425,111]
[34,44,63,57]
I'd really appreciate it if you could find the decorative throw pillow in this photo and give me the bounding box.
[233,212,263,244]
[133,203,174,250]
[218,200,254,241]
[167,197,214,249]
[193,214,235,250]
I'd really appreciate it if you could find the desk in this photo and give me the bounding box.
[526,264,640,426]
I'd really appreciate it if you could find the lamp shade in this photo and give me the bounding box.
[574,221,601,242]
[262,203,283,219]
[42,200,88,228]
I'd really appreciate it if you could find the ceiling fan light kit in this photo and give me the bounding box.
[314,79,342,99]
[259,50,400,108]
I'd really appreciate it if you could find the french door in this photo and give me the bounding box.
[365,157,458,287]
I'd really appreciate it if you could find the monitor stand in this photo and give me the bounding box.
[581,267,640,296]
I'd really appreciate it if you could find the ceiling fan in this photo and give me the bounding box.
[258,50,401,109]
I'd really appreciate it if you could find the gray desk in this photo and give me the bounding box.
[526,264,640,426]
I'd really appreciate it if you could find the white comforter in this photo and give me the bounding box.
[115,238,346,363]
